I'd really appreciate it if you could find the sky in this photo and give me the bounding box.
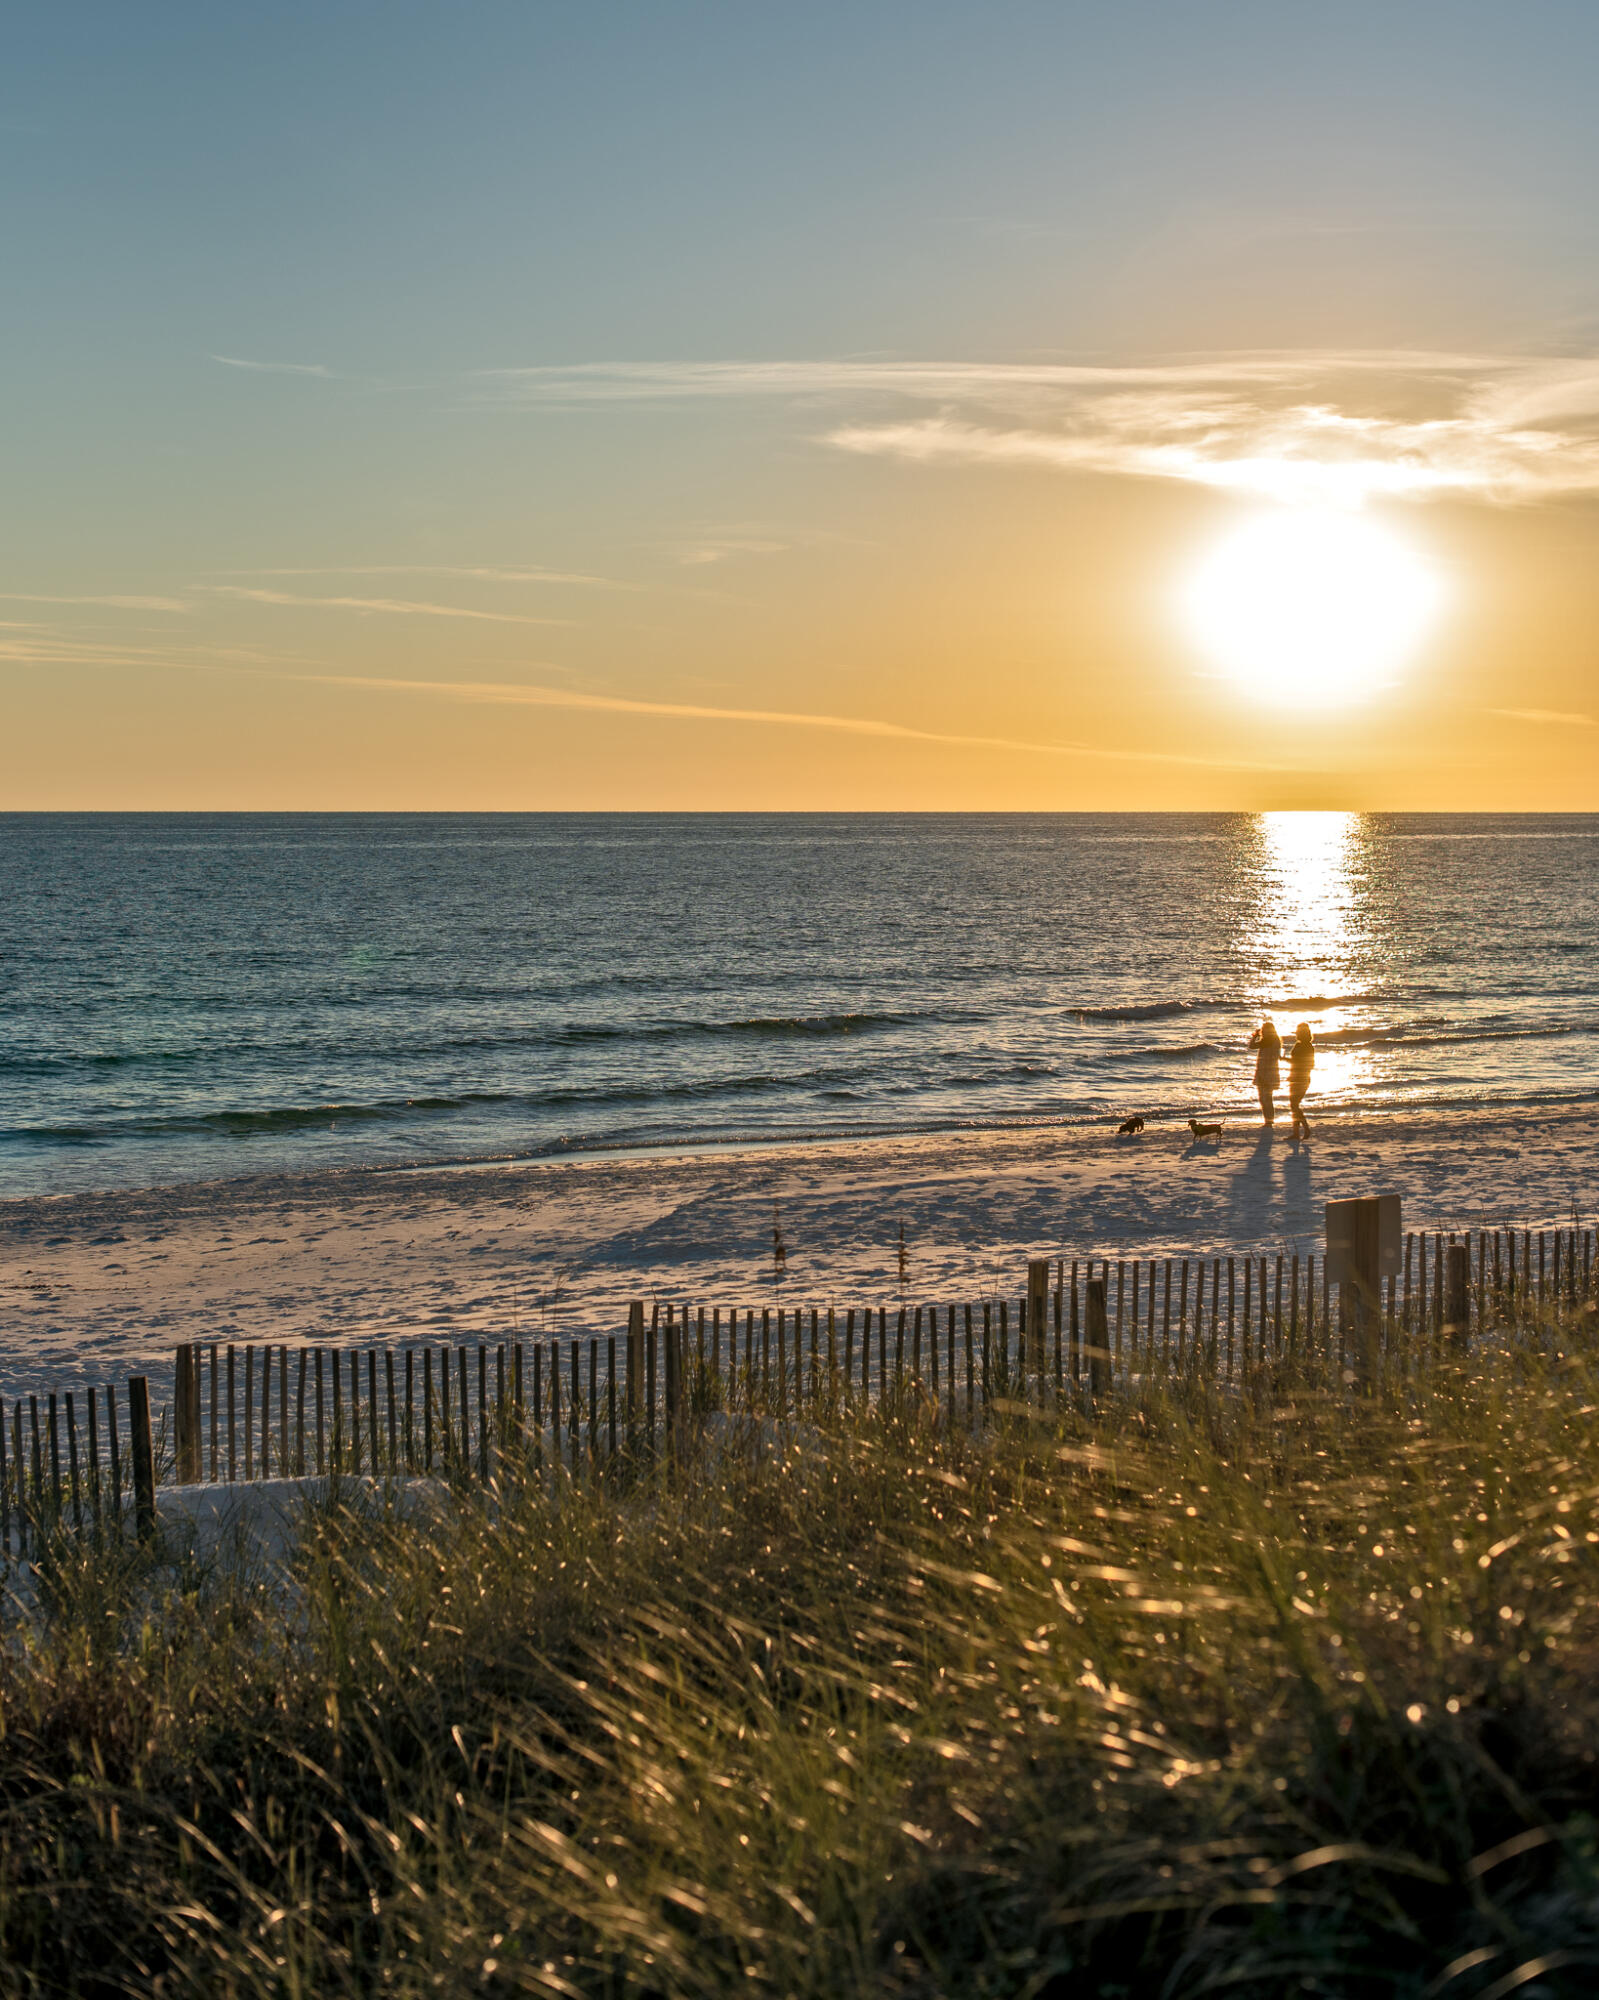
[4,1,1599,810]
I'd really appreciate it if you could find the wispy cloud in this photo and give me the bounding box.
[1486,706,1596,726]
[2,623,1281,769]
[678,536,787,567]
[210,354,332,378]
[200,586,570,627]
[256,668,1282,771]
[0,592,190,612]
[482,352,1599,507]
[216,564,616,587]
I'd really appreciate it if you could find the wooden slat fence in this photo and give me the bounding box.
[2,1225,1593,1559]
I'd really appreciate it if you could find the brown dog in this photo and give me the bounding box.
[1188,1117,1224,1140]
[1116,1115,1146,1136]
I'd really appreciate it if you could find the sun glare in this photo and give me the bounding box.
[1182,509,1443,708]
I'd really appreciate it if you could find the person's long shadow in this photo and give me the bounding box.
[1212,1127,1279,1236]
[1282,1131,1316,1234]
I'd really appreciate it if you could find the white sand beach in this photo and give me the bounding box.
[1,1102,1594,1395]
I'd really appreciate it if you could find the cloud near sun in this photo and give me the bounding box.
[486,353,1599,509]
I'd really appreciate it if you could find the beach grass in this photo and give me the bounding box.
[3,1299,1599,1996]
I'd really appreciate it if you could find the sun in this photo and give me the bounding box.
[1181,508,1444,708]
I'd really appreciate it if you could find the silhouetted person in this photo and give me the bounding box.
[1248,1016,1282,1126]
[1288,1021,1315,1138]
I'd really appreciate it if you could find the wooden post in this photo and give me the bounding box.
[608,1335,617,1458]
[626,1302,642,1445]
[1327,1195,1399,1390]
[244,1345,255,1480]
[548,1339,560,1465]
[106,1385,122,1521]
[86,1387,101,1531]
[1444,1242,1472,1347]
[666,1306,680,1430]
[48,1395,62,1524]
[66,1394,82,1532]
[1191,1262,1204,1375]
[478,1345,489,1480]
[128,1377,156,1539]
[1054,1266,1065,1396]
[297,1347,309,1477]
[280,1344,289,1472]
[1027,1259,1050,1396]
[1085,1277,1112,1401]
[568,1339,580,1471]
[1160,1261,1172,1369]
[460,1347,472,1475]
[210,1342,219,1480]
[260,1344,273,1479]
[315,1349,327,1475]
[649,1308,661,1435]
[174,1343,199,1484]
[0,1398,9,1557]
[1114,1261,1126,1373]
[530,1343,541,1466]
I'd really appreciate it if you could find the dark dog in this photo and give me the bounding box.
[1188,1117,1224,1140]
[1116,1115,1146,1136]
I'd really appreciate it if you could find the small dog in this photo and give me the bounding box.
[1188,1117,1224,1140]
[1116,1115,1146,1136]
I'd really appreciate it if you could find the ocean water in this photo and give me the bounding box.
[1,812,1595,1197]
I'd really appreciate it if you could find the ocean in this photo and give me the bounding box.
[2,812,1595,1198]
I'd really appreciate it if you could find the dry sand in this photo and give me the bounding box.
[1,1104,1594,1395]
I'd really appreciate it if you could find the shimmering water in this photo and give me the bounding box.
[1,812,1595,1195]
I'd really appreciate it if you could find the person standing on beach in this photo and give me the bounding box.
[1288,1021,1315,1138]
[1248,1016,1282,1126]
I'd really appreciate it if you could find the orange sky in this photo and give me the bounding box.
[5,10,1599,809]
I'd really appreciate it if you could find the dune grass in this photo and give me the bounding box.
[3,1299,1599,1997]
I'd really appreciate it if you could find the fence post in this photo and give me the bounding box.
[1444,1242,1472,1347]
[1026,1260,1050,1399]
[128,1377,156,1539]
[174,1344,200,1484]
[626,1302,643,1447]
[1085,1277,1112,1402]
[1327,1196,1401,1392]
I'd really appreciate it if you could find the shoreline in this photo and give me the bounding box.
[7,1078,1599,1205]
[1,1098,1595,1396]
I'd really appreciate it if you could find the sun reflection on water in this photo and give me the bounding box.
[1245,812,1373,1106]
